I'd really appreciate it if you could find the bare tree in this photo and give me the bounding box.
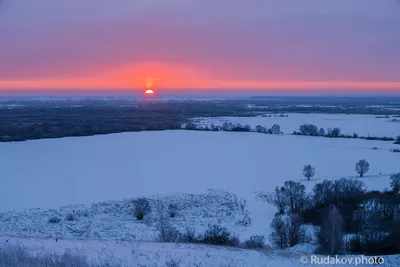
[303,164,315,180]
[273,186,288,214]
[282,181,307,212]
[355,159,370,177]
[317,204,344,254]
[390,173,400,193]
[287,214,307,247]
[269,215,288,249]
[270,214,307,249]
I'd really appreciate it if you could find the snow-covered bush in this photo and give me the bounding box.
[132,197,151,220]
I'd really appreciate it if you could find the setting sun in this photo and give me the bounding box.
[145,89,154,95]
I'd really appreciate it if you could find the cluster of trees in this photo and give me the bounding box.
[294,124,341,137]
[271,174,400,255]
[184,122,282,134]
[294,124,397,143]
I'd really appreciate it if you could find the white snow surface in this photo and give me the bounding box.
[1,128,400,266]
[1,130,398,213]
[192,113,400,137]
[2,236,400,266]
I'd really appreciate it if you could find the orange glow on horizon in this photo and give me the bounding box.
[1,63,400,92]
[1,79,400,91]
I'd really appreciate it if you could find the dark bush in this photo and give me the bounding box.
[48,217,61,224]
[270,214,307,249]
[65,214,75,221]
[167,203,179,218]
[299,124,319,136]
[390,173,400,193]
[181,227,197,243]
[133,197,151,220]
[200,224,240,247]
[255,125,267,133]
[243,235,265,249]
[395,135,400,144]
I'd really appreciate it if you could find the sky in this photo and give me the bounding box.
[1,0,400,94]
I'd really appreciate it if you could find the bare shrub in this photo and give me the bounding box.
[355,159,370,177]
[390,173,400,193]
[270,214,307,249]
[181,227,197,243]
[132,197,151,220]
[286,214,307,247]
[155,201,181,243]
[303,165,315,180]
[319,128,326,136]
[269,216,288,249]
[200,224,240,247]
[243,235,265,249]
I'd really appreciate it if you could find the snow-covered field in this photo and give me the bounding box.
[2,237,400,267]
[1,123,400,266]
[1,130,398,212]
[192,113,400,137]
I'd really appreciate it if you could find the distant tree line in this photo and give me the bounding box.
[184,122,282,135]
[293,124,398,144]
